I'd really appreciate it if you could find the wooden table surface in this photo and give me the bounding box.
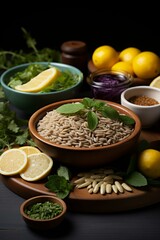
[1,122,160,240]
[1,84,160,239]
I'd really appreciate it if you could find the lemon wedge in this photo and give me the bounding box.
[15,67,61,93]
[149,75,160,88]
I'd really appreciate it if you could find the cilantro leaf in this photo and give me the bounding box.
[45,174,73,199]
[57,165,71,181]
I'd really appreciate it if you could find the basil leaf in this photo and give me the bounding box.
[101,105,120,119]
[81,97,95,108]
[119,115,135,125]
[125,171,148,187]
[56,103,84,114]
[87,111,98,130]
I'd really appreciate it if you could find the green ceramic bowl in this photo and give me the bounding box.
[0,62,83,116]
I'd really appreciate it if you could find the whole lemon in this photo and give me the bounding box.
[92,45,119,70]
[138,149,160,179]
[132,51,160,79]
[111,61,134,76]
[119,47,141,64]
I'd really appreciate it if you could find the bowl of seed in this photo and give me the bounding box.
[20,195,67,230]
[28,97,141,169]
[121,86,160,128]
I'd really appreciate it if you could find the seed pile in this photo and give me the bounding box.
[37,110,134,148]
[129,95,159,106]
[73,168,132,195]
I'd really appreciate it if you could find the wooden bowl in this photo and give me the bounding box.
[28,98,141,169]
[20,195,67,230]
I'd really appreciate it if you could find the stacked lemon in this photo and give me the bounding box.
[0,146,53,181]
[92,45,160,80]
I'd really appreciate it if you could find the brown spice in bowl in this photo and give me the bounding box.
[129,95,159,106]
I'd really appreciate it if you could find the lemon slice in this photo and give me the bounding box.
[19,146,41,155]
[15,67,61,93]
[20,153,53,181]
[149,75,160,88]
[0,148,28,176]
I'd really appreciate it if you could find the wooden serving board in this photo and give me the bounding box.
[1,174,160,213]
[1,125,160,213]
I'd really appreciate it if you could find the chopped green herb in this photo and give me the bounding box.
[8,64,48,89]
[24,201,63,220]
[8,64,79,92]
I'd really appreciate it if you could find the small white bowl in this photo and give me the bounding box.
[121,86,160,128]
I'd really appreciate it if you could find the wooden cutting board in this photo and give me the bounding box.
[1,126,160,213]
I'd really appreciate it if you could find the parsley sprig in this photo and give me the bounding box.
[56,97,135,130]
[0,27,61,70]
[0,87,35,153]
[45,166,74,199]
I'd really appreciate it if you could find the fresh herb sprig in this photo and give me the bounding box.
[0,86,35,153]
[0,27,61,70]
[45,166,74,199]
[56,97,135,130]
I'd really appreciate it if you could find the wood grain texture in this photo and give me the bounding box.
[1,125,160,213]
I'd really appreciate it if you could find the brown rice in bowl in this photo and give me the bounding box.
[28,98,141,168]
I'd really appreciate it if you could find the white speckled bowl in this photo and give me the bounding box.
[121,86,160,128]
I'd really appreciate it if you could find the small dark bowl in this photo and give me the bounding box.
[87,69,133,103]
[20,195,67,230]
[28,98,141,169]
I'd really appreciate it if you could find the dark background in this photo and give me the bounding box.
[0,7,159,57]
[1,7,160,240]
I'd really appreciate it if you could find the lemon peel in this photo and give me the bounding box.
[15,67,61,93]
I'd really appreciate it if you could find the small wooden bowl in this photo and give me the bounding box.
[20,195,67,230]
